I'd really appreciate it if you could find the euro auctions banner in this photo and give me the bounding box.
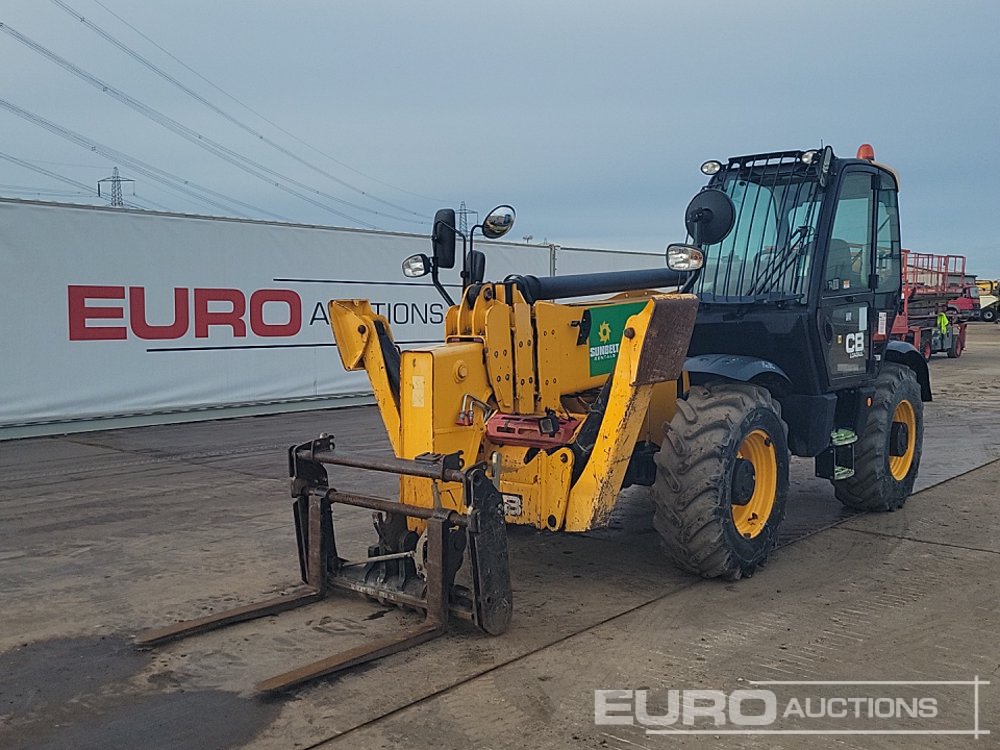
[0,199,553,430]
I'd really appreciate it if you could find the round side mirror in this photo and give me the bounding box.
[684,189,735,246]
[666,243,705,271]
[402,253,431,278]
[482,205,516,239]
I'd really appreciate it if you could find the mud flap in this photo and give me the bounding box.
[466,467,513,635]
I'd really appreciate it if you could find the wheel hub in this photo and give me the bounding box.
[731,457,756,506]
[731,429,778,539]
[888,399,917,480]
[889,421,909,457]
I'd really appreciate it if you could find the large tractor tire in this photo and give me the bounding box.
[652,382,789,581]
[834,363,923,512]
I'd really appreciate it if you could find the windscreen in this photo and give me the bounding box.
[694,162,822,303]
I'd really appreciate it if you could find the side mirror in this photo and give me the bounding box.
[402,253,431,278]
[481,205,516,239]
[468,250,486,284]
[432,208,457,268]
[666,244,705,271]
[685,189,735,246]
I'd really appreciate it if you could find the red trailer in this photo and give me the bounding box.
[891,250,967,359]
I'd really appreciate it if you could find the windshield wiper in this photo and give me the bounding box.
[746,225,812,297]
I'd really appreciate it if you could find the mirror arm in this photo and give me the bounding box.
[430,260,455,306]
[680,267,701,293]
[462,228,476,291]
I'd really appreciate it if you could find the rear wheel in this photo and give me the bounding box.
[982,307,997,323]
[833,363,923,511]
[653,382,789,580]
[920,337,932,361]
[947,331,964,358]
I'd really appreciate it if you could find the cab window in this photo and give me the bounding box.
[825,172,873,293]
[875,176,901,293]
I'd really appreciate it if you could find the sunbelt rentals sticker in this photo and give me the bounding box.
[587,301,647,376]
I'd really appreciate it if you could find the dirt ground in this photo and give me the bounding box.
[1,325,998,749]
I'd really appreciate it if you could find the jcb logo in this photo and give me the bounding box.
[845,332,865,358]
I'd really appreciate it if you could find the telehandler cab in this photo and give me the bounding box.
[138,144,930,692]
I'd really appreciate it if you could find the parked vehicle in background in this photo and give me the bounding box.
[947,283,979,321]
[891,250,967,359]
[976,278,999,322]
[910,251,980,322]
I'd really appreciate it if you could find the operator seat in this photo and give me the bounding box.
[826,238,863,291]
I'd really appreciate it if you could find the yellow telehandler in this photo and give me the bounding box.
[138,145,931,693]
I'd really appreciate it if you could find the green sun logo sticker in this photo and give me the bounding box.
[588,301,647,376]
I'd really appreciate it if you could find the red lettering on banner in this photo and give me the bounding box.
[193,288,247,338]
[129,287,190,340]
[68,285,126,340]
[249,289,301,337]
[68,285,304,340]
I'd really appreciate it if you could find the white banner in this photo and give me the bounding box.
[555,245,664,275]
[0,200,668,432]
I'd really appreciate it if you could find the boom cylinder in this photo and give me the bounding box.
[513,268,688,301]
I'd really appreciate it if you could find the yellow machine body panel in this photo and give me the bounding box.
[492,445,574,530]
[327,283,699,533]
[398,342,491,514]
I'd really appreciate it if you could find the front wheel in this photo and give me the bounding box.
[652,382,789,580]
[834,363,923,511]
[982,308,997,323]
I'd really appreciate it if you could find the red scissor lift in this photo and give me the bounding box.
[891,250,967,359]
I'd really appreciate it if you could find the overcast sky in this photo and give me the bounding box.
[3,1,999,275]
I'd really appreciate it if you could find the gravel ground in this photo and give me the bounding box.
[1,324,998,749]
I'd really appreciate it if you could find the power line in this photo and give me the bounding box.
[0,22,390,229]
[1,151,188,213]
[0,184,92,197]
[0,97,287,219]
[0,151,101,193]
[87,0,450,206]
[15,157,109,169]
[49,0,432,221]
[52,0,434,219]
[130,192,173,212]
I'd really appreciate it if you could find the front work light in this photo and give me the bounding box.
[666,243,705,271]
[402,253,431,278]
[700,160,722,175]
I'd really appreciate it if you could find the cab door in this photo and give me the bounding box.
[817,168,877,388]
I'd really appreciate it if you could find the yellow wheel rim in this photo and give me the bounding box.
[888,400,917,480]
[731,429,778,539]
